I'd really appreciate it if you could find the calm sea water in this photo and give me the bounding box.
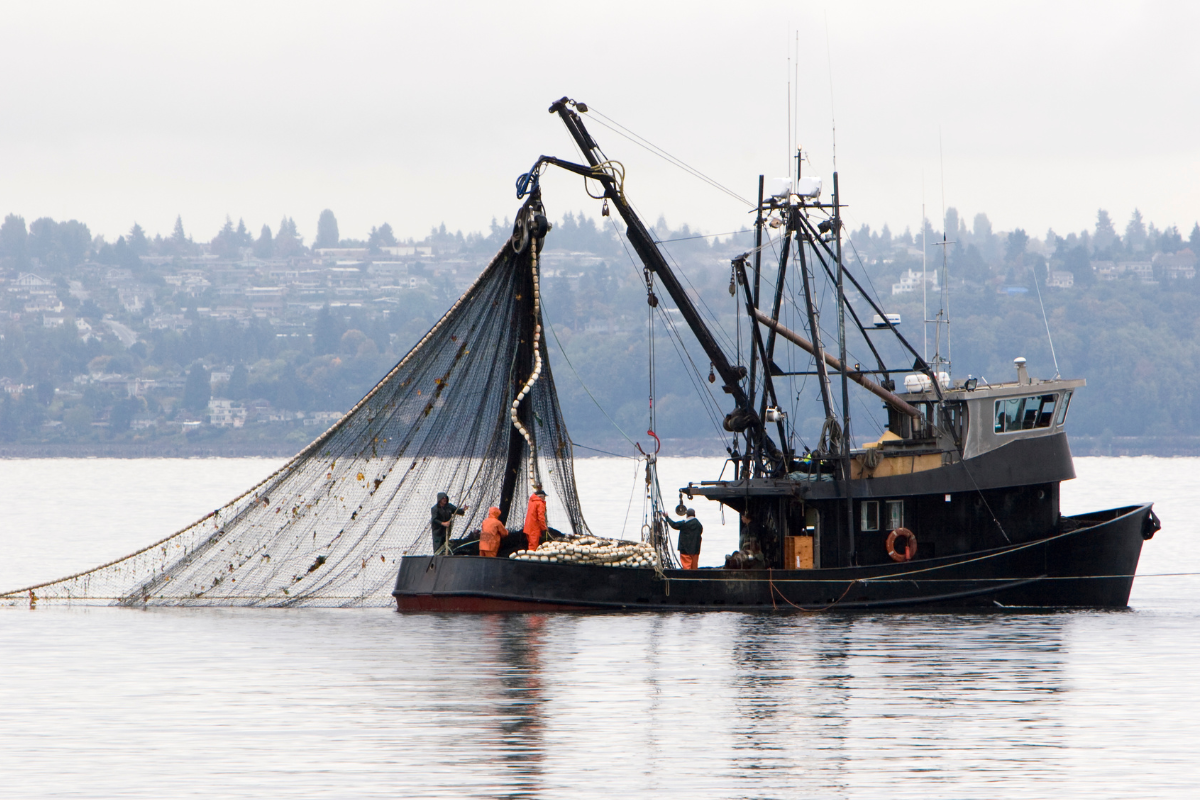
[1,456,1198,798]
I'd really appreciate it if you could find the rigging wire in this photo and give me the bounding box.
[619,457,643,539]
[607,211,740,360]
[656,238,740,356]
[569,441,639,460]
[540,302,639,450]
[584,107,753,207]
[1033,272,1062,378]
[657,229,754,244]
[654,304,729,437]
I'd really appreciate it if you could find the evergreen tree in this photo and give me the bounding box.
[168,215,196,257]
[1033,254,1048,285]
[315,209,339,249]
[274,216,304,258]
[972,213,997,260]
[110,397,139,432]
[1190,223,1200,254]
[1094,209,1118,252]
[313,304,345,355]
[211,215,239,259]
[227,363,249,400]
[172,215,188,246]
[1063,244,1093,286]
[1160,225,1183,253]
[254,224,274,258]
[1005,229,1029,264]
[367,222,398,254]
[23,218,91,271]
[1124,209,1147,253]
[28,217,58,263]
[951,243,988,283]
[182,363,211,412]
[112,236,141,271]
[235,218,252,248]
[944,207,965,245]
[128,223,149,256]
[0,213,28,267]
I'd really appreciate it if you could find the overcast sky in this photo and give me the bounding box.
[1,1,1196,245]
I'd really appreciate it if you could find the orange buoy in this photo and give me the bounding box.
[886,527,917,563]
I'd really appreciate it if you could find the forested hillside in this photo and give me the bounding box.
[0,206,1197,456]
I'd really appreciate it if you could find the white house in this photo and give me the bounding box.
[1046,270,1074,289]
[891,269,938,296]
[208,398,246,428]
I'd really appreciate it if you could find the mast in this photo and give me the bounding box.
[922,201,928,362]
[747,176,764,422]
[796,223,836,428]
[731,254,789,474]
[497,197,543,524]
[834,171,855,563]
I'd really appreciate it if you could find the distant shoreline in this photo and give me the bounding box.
[1,436,1197,459]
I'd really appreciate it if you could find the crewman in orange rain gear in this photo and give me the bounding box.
[523,486,547,551]
[480,506,505,558]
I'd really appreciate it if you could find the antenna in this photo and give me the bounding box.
[794,30,799,158]
[824,12,836,170]
[920,137,955,380]
[937,131,952,376]
[1033,266,1062,379]
[922,185,927,362]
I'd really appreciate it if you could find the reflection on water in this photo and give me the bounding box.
[2,456,1200,797]
[720,614,1073,794]
[1,605,1197,798]
[492,614,547,797]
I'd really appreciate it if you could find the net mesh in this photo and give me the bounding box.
[2,196,592,607]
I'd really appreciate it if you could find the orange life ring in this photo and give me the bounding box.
[886,527,917,563]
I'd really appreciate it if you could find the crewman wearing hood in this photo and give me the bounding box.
[430,492,467,555]
[523,487,547,551]
[480,506,505,558]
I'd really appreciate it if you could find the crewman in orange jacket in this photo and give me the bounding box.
[523,487,547,551]
[480,506,505,558]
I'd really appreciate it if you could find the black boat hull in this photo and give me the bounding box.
[393,504,1155,612]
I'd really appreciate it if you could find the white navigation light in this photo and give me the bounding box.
[795,177,822,199]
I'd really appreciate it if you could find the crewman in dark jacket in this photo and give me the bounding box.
[431,492,467,554]
[663,508,703,569]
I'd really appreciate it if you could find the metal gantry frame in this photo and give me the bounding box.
[529,97,956,562]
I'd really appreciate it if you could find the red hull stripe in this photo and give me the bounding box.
[395,594,595,612]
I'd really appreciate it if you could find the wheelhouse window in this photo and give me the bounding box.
[860,501,879,532]
[994,394,1058,433]
[887,500,904,530]
[1055,390,1073,426]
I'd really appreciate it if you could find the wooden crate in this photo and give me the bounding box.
[784,535,814,570]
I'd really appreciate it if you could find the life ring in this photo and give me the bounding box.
[886,528,917,562]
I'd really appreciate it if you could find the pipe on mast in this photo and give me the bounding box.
[753,310,920,420]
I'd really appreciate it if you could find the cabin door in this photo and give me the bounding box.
[785,499,818,569]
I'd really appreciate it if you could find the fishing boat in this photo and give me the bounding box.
[392,97,1158,612]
